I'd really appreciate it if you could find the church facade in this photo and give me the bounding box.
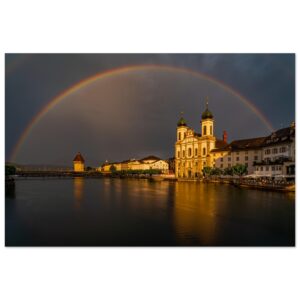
[175,103,227,179]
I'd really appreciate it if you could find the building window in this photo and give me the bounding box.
[272,166,275,171]
[228,163,231,167]
[183,150,185,157]
[266,166,269,171]
[203,148,206,155]
[236,152,239,155]
[177,151,180,158]
[245,156,248,161]
[280,147,286,153]
[228,157,231,161]
[188,148,192,157]
[220,164,223,168]
[279,166,282,171]
[260,166,263,171]
[236,157,239,161]
[178,132,181,140]
[254,156,258,161]
[195,148,198,156]
[203,126,207,135]
[221,157,223,162]
[256,167,259,171]
[210,125,212,135]
[272,148,278,154]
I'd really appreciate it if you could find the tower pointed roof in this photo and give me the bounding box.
[73,152,85,162]
[201,99,213,120]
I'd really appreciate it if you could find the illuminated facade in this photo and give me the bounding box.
[73,152,85,172]
[100,155,169,173]
[175,102,227,178]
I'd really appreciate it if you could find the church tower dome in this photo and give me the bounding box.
[177,116,187,127]
[202,101,214,120]
[201,99,214,137]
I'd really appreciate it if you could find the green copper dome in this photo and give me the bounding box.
[177,116,187,127]
[202,101,213,119]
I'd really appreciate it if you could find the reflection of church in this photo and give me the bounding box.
[175,102,226,178]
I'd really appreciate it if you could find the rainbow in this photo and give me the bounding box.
[10,64,274,161]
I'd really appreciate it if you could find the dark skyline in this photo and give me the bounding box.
[5,54,295,166]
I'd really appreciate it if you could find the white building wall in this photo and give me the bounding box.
[214,149,262,174]
[254,165,283,176]
[262,143,292,162]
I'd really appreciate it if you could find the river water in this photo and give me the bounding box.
[5,178,295,246]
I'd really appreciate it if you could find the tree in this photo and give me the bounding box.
[223,167,234,176]
[202,166,212,177]
[5,165,16,176]
[211,167,223,176]
[232,164,248,176]
[109,165,117,173]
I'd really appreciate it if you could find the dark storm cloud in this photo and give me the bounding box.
[5,54,295,165]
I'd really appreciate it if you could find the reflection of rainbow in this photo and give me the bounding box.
[10,64,274,161]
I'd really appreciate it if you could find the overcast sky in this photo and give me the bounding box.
[5,54,295,166]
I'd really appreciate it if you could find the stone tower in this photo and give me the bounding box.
[73,152,85,172]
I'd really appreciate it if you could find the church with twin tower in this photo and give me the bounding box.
[175,101,226,178]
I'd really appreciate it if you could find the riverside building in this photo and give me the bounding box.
[100,155,169,173]
[254,123,295,176]
[175,102,227,179]
[211,124,295,177]
[175,102,295,178]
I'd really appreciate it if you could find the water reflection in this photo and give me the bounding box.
[5,178,295,246]
[174,182,219,245]
[74,177,84,208]
[5,181,16,199]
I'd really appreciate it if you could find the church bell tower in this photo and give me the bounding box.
[201,100,214,137]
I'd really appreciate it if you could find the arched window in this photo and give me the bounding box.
[188,148,192,157]
[177,151,180,158]
[195,148,198,156]
[183,150,185,157]
[210,125,212,135]
[203,147,206,156]
[203,126,207,135]
[178,132,181,140]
